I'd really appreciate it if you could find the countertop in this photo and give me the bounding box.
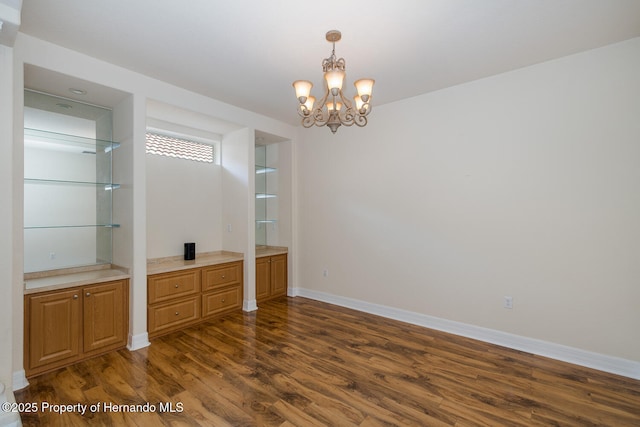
[24,265,130,294]
[147,251,244,275]
[255,246,288,257]
[25,249,283,294]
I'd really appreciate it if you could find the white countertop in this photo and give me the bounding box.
[255,246,288,257]
[24,266,130,294]
[146,251,244,275]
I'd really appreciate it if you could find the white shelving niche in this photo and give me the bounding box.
[24,90,120,273]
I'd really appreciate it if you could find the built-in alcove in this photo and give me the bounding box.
[255,144,278,246]
[22,65,132,276]
[255,131,292,250]
[145,99,241,259]
[23,90,117,273]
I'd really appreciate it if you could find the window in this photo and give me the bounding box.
[145,132,216,163]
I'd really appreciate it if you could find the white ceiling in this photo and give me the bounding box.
[17,0,640,126]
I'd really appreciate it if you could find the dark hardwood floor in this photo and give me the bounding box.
[15,297,640,426]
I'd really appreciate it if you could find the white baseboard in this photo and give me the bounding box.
[0,382,20,426]
[0,414,21,427]
[11,370,28,392]
[0,385,20,426]
[128,332,151,351]
[294,287,640,380]
[243,299,258,312]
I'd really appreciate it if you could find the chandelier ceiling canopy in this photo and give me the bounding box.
[293,30,375,134]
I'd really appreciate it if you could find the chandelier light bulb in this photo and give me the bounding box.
[325,69,345,93]
[326,98,343,112]
[300,96,315,115]
[354,79,375,100]
[354,95,367,113]
[293,80,313,103]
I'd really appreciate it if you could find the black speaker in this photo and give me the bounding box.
[184,242,196,260]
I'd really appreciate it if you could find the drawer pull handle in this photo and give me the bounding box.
[86,292,91,297]
[175,311,179,316]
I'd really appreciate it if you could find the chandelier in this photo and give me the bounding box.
[293,30,375,134]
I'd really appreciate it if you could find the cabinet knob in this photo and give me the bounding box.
[221,299,226,303]
[221,275,225,279]
[175,284,179,288]
[175,311,179,316]
[73,294,78,299]
[86,292,91,297]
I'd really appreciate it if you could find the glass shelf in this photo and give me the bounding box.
[256,166,277,174]
[24,90,118,274]
[24,128,120,153]
[24,224,121,229]
[24,178,120,190]
[255,144,278,247]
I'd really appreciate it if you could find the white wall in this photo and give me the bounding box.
[222,127,256,309]
[23,147,98,271]
[146,152,223,258]
[296,38,640,369]
[0,43,22,425]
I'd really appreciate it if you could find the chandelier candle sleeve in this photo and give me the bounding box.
[293,30,375,134]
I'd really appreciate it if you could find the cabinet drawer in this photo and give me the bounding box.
[148,296,200,336]
[202,262,242,291]
[202,287,242,318]
[148,269,200,304]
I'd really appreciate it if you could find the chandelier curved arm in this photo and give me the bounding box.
[301,115,316,128]
[306,90,332,127]
[353,114,368,127]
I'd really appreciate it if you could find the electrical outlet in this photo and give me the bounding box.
[49,252,56,260]
[322,269,329,278]
[504,296,513,309]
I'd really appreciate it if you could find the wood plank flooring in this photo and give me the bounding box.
[15,297,640,426]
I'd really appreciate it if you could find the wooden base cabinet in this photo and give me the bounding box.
[147,261,243,339]
[256,254,287,304]
[148,269,201,338]
[202,262,243,318]
[25,279,129,377]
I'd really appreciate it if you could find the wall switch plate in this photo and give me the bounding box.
[504,296,513,309]
[322,269,329,277]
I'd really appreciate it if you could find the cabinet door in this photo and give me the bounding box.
[27,289,81,370]
[83,280,128,354]
[270,254,288,297]
[256,257,270,301]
